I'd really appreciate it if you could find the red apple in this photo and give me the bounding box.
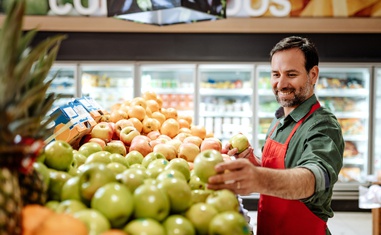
[115,119,134,138]
[91,122,114,143]
[129,136,152,157]
[200,137,222,152]
[174,132,191,142]
[149,138,167,149]
[146,130,161,140]
[119,126,140,146]
[183,136,203,147]
[88,138,106,149]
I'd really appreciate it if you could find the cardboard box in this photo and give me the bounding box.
[45,101,97,149]
[74,96,106,122]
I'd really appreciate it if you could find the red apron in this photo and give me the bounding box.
[256,102,327,235]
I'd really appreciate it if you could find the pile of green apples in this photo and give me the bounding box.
[34,139,251,235]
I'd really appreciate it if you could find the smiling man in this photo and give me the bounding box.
[207,36,344,235]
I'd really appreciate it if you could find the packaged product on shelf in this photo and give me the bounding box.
[74,96,107,122]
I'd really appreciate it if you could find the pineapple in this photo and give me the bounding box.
[0,0,66,234]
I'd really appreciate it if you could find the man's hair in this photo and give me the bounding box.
[270,36,319,72]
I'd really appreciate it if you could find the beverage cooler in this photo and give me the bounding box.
[373,67,381,181]
[197,64,254,145]
[138,63,196,119]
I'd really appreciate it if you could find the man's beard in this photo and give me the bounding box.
[274,77,313,107]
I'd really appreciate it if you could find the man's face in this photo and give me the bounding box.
[270,48,318,111]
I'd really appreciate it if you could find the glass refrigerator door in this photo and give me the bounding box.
[47,63,78,109]
[80,64,134,111]
[198,64,254,145]
[373,67,381,179]
[317,65,371,184]
[140,63,196,119]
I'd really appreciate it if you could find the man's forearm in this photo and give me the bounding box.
[255,167,315,200]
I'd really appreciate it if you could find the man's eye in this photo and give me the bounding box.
[288,73,297,77]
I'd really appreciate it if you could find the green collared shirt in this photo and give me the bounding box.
[264,94,344,222]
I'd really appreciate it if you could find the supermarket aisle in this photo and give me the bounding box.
[247,211,372,235]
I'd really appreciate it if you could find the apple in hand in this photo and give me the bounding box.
[157,177,192,213]
[124,218,166,235]
[91,182,134,228]
[133,183,170,221]
[178,142,200,163]
[165,158,191,182]
[56,199,87,215]
[206,189,240,213]
[116,168,147,193]
[185,202,218,235]
[193,149,224,183]
[208,211,251,235]
[73,209,111,235]
[44,140,74,171]
[104,140,127,156]
[163,214,195,235]
[91,122,114,143]
[229,133,249,153]
[200,137,222,152]
[78,142,103,157]
[78,163,117,204]
[119,126,140,146]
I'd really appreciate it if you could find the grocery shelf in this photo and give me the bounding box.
[200,88,252,96]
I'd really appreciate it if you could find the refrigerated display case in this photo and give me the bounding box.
[80,63,135,111]
[373,67,381,180]
[139,63,196,119]
[198,64,255,145]
[46,63,78,109]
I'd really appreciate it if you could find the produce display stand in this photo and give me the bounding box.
[374,208,381,235]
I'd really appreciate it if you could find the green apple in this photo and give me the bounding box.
[56,199,88,215]
[106,162,128,176]
[191,189,213,204]
[116,168,147,193]
[73,150,87,166]
[33,161,50,189]
[163,214,196,235]
[85,150,112,165]
[133,183,170,222]
[229,133,250,154]
[60,176,82,201]
[104,140,127,156]
[208,211,251,235]
[141,152,166,168]
[44,140,74,171]
[193,150,224,183]
[164,158,191,182]
[73,209,111,235]
[146,158,169,179]
[124,218,165,235]
[188,173,206,190]
[157,177,192,213]
[48,169,72,201]
[45,200,60,211]
[156,169,187,182]
[185,202,218,235]
[125,150,144,166]
[91,182,134,228]
[67,157,81,176]
[206,189,240,213]
[78,163,117,204]
[78,142,103,157]
[109,153,129,168]
[129,163,146,171]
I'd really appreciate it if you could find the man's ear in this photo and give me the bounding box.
[309,65,319,84]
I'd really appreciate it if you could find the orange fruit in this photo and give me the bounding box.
[179,127,191,134]
[128,117,143,133]
[22,204,54,235]
[156,96,163,109]
[152,111,166,126]
[142,91,158,101]
[110,103,122,112]
[32,213,88,235]
[142,117,160,134]
[160,118,180,138]
[146,99,160,113]
[179,114,193,126]
[130,97,147,109]
[110,109,128,123]
[165,107,178,119]
[128,105,146,121]
[178,118,190,129]
[190,125,206,139]
[145,107,152,117]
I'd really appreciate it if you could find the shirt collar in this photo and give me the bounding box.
[274,94,318,122]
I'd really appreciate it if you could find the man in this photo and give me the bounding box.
[207,36,344,235]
